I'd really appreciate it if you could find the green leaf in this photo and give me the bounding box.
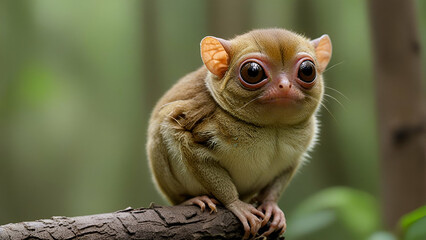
[287,209,336,237]
[400,206,426,240]
[288,187,380,239]
[404,216,426,240]
[400,205,426,232]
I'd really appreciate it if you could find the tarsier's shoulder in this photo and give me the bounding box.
[155,67,209,106]
[152,67,218,132]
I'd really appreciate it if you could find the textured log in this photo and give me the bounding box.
[0,205,284,240]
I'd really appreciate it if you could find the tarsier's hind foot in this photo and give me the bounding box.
[228,200,265,240]
[181,195,220,214]
[257,201,286,237]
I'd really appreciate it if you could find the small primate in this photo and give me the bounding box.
[147,28,332,239]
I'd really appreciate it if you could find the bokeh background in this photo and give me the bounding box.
[0,1,425,239]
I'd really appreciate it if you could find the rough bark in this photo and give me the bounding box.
[0,205,284,240]
[368,0,426,229]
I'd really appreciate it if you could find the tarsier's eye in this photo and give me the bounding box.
[298,60,316,83]
[240,62,267,85]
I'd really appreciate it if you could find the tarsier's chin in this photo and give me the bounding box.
[147,28,332,239]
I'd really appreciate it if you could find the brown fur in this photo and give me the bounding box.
[147,28,332,236]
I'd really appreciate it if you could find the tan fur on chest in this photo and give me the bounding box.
[158,102,316,201]
[191,110,316,199]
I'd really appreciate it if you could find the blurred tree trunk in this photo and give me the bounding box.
[142,0,162,109]
[206,0,251,38]
[368,0,426,228]
[294,0,319,36]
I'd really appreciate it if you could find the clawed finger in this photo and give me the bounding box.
[260,205,286,237]
[247,215,261,236]
[260,206,272,227]
[228,201,265,239]
[280,226,286,235]
[181,195,220,213]
[270,211,281,228]
[251,208,265,219]
[200,197,218,213]
[241,218,251,240]
[210,198,220,205]
[279,217,287,234]
[262,225,276,237]
[193,199,206,212]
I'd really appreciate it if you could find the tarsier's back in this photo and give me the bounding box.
[147,28,332,239]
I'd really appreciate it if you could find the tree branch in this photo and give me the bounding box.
[0,205,284,240]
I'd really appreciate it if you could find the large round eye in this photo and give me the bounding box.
[298,60,316,83]
[240,62,267,85]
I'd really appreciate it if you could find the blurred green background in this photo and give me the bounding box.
[0,1,425,239]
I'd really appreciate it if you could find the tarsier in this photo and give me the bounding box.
[147,28,332,239]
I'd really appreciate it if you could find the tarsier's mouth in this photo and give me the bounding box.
[259,97,299,105]
[258,89,305,106]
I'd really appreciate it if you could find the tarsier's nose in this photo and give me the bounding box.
[278,77,292,92]
[264,74,304,103]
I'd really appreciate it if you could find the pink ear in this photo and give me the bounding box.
[200,36,231,78]
[311,34,332,72]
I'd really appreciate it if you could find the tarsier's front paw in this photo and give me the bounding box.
[181,195,219,214]
[227,200,265,240]
[257,201,286,236]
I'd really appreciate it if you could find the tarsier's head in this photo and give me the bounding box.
[201,28,332,126]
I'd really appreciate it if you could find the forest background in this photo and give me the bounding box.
[0,1,425,239]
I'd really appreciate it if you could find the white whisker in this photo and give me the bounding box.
[325,86,349,101]
[324,93,346,110]
[319,101,336,121]
[324,61,344,73]
[305,94,337,121]
[237,95,262,111]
